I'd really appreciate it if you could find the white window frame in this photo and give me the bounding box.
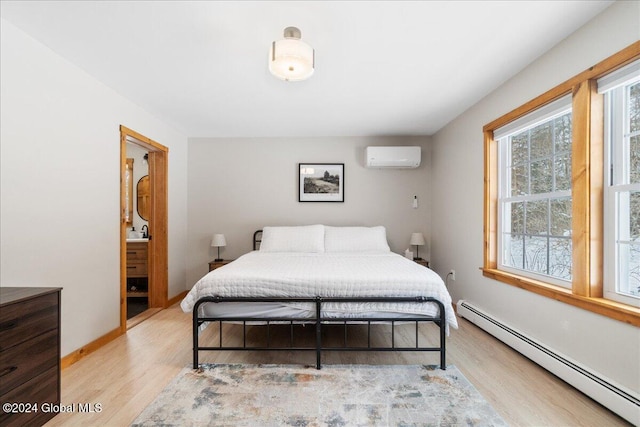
[496,95,573,288]
[601,59,640,307]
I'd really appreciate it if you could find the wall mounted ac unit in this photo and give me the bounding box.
[365,146,421,168]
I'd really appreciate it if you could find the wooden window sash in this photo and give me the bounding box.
[571,79,604,298]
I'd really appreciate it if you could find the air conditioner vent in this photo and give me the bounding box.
[365,146,421,169]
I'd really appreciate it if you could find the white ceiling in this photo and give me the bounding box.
[0,1,613,138]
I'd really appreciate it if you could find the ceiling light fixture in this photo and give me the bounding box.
[269,26,314,82]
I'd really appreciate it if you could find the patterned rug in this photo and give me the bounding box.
[132,364,507,426]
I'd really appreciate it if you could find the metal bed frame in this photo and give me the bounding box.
[191,230,448,370]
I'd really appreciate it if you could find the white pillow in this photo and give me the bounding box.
[324,226,390,253]
[259,225,325,253]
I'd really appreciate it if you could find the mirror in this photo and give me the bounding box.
[137,175,150,221]
[125,159,134,225]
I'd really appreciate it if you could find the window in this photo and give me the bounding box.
[483,42,640,326]
[496,96,573,287]
[601,59,640,306]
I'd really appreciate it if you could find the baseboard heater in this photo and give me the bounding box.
[456,300,639,425]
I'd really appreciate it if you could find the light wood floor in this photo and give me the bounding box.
[45,303,630,426]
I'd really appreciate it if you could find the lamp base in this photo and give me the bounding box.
[214,258,223,262]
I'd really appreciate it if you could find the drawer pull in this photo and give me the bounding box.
[0,366,18,378]
[0,321,17,332]
[127,266,136,269]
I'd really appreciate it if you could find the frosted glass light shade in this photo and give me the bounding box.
[269,27,314,82]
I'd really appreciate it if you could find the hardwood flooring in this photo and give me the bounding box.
[45,303,630,426]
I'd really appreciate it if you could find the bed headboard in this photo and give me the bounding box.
[253,230,263,251]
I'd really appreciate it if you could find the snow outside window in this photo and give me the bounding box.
[496,95,573,288]
[601,59,640,307]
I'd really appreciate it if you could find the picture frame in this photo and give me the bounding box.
[298,163,345,202]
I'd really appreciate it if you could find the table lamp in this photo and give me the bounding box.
[410,232,425,261]
[211,234,226,262]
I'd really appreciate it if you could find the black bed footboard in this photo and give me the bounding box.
[192,296,447,370]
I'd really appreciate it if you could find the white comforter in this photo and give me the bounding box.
[181,251,458,330]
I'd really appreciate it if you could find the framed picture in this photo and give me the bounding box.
[298,163,345,202]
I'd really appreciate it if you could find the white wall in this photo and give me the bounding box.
[431,1,640,393]
[0,19,189,357]
[187,136,432,286]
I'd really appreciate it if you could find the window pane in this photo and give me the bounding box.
[530,122,553,160]
[511,133,529,166]
[550,198,572,236]
[628,244,640,297]
[525,236,548,274]
[511,165,528,196]
[618,243,640,298]
[630,82,640,184]
[554,113,572,154]
[619,191,640,241]
[510,202,524,234]
[554,154,571,191]
[605,76,640,304]
[525,200,548,235]
[631,134,640,185]
[498,107,571,284]
[531,159,553,194]
[549,237,572,281]
[631,191,640,240]
[503,234,524,269]
[630,82,640,134]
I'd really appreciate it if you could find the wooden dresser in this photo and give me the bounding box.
[0,287,61,427]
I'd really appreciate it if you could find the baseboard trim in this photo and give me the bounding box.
[167,290,188,307]
[126,307,163,329]
[61,291,187,370]
[61,326,122,370]
[457,300,639,425]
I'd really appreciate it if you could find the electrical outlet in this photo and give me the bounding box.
[450,269,456,281]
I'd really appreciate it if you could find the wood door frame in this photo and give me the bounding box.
[120,125,169,332]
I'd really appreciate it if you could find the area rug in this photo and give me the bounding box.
[131,364,507,426]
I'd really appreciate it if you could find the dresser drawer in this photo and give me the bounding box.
[0,292,58,352]
[0,329,58,396]
[0,365,59,427]
[126,243,148,261]
[126,262,148,277]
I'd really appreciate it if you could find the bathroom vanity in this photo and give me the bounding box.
[126,240,148,297]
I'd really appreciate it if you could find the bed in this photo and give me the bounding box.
[181,225,458,370]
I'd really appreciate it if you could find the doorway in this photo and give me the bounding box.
[120,125,169,331]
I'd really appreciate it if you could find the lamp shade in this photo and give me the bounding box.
[410,232,425,246]
[269,27,314,82]
[211,234,226,248]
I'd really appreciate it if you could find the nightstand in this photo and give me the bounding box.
[414,259,430,268]
[209,259,234,272]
